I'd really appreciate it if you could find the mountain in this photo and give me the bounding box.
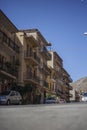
[71,77,87,91]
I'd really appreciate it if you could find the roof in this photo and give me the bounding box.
[0,10,18,33]
[19,28,51,46]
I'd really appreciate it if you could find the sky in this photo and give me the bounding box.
[0,0,87,82]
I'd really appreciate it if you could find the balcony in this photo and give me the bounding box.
[40,80,49,88]
[55,71,62,79]
[66,91,69,95]
[25,35,39,47]
[43,63,50,74]
[0,61,17,79]
[69,93,73,97]
[69,85,73,90]
[39,46,51,60]
[0,30,20,53]
[0,31,3,43]
[69,77,73,82]
[43,81,49,88]
[24,51,40,66]
[75,91,80,98]
[57,79,64,86]
[64,82,73,90]
[24,72,40,85]
[66,92,73,98]
[39,63,50,75]
[66,84,73,90]
[56,89,63,96]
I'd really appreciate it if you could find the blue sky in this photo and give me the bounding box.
[0,0,87,82]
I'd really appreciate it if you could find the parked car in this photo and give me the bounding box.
[45,97,57,104]
[0,90,22,105]
[82,92,87,102]
[59,99,66,104]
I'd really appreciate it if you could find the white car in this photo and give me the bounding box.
[82,92,87,102]
[45,97,57,104]
[0,90,22,105]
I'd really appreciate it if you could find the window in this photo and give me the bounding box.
[0,30,3,38]
[3,33,7,43]
[10,91,15,96]
[0,30,20,53]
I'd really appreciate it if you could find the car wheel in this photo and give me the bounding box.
[19,100,22,105]
[7,100,10,105]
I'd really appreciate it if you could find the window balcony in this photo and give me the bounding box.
[57,79,64,86]
[24,71,40,85]
[69,93,73,97]
[69,85,73,90]
[39,46,51,60]
[0,31,3,43]
[56,89,63,96]
[0,30,20,53]
[25,35,39,47]
[24,51,40,66]
[66,92,73,98]
[40,80,49,88]
[66,91,69,95]
[69,77,73,82]
[39,63,50,75]
[43,81,49,88]
[0,61,17,79]
[43,63,50,74]
[64,82,73,90]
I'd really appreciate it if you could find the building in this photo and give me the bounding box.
[47,51,63,99]
[0,10,20,93]
[62,68,73,102]
[16,29,51,104]
[0,10,73,104]
[47,51,73,102]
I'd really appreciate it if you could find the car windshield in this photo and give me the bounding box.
[0,91,10,95]
[83,93,87,97]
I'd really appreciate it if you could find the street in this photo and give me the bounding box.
[0,103,87,130]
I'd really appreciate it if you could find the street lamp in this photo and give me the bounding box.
[84,32,87,35]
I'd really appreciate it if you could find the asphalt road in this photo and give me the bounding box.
[0,103,87,130]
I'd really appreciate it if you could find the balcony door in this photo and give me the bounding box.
[26,44,32,56]
[26,65,32,80]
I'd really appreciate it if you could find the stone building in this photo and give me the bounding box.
[16,29,51,103]
[0,10,20,93]
[47,51,73,102]
[0,10,73,104]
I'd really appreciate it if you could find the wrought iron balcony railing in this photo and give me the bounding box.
[0,30,20,53]
[0,61,18,77]
[24,71,40,84]
[39,46,51,60]
[39,63,50,75]
[39,80,49,88]
[24,51,40,65]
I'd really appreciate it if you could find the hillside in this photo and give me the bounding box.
[71,77,87,91]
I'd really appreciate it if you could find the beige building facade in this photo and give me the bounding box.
[0,10,73,104]
[62,68,73,102]
[16,29,52,104]
[0,10,20,93]
[47,51,73,102]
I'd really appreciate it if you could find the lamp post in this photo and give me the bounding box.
[84,32,87,35]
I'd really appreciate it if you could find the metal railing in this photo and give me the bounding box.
[24,51,40,63]
[39,46,51,60]
[24,71,40,84]
[0,61,18,77]
[39,80,49,88]
[39,63,50,74]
